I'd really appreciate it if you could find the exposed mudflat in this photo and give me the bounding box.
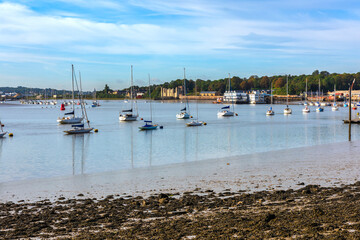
[2,182,360,239]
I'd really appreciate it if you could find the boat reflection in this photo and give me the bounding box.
[71,134,89,175]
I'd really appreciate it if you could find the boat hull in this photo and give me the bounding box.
[284,108,292,115]
[266,110,275,115]
[217,110,234,117]
[57,117,83,124]
[119,115,138,121]
[316,107,324,112]
[302,108,310,113]
[176,112,190,119]
[64,128,93,134]
[186,121,203,126]
[139,125,158,130]
[0,132,7,138]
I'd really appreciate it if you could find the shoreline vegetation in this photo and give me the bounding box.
[1,182,360,239]
[2,70,359,101]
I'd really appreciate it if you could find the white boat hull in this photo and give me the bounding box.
[176,112,190,119]
[57,117,83,124]
[119,114,138,121]
[284,108,292,115]
[0,132,7,138]
[217,110,234,117]
[332,106,339,111]
[302,107,310,113]
[266,110,275,115]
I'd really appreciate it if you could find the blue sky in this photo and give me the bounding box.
[1,0,360,90]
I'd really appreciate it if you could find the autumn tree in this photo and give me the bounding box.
[274,77,285,88]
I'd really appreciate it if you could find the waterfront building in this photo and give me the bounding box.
[223,90,249,104]
[249,91,267,104]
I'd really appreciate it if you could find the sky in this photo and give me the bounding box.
[1,0,360,90]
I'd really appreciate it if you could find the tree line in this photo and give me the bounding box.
[98,70,359,99]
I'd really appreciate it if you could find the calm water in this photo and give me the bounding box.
[0,100,357,183]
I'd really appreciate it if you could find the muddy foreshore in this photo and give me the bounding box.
[1,182,360,239]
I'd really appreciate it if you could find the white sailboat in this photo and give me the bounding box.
[283,75,292,114]
[187,80,203,126]
[316,78,324,112]
[120,65,139,121]
[91,89,100,107]
[266,81,275,115]
[218,73,235,117]
[139,74,158,130]
[176,68,190,119]
[0,121,7,138]
[64,70,94,134]
[58,65,83,124]
[303,77,310,113]
[332,84,339,111]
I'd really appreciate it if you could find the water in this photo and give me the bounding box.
[0,101,357,183]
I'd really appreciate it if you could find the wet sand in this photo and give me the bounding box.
[1,140,360,238]
[1,139,360,203]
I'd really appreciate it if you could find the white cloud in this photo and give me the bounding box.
[0,1,360,61]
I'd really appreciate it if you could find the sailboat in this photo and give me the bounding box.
[120,65,138,121]
[283,75,292,114]
[302,78,310,113]
[0,121,7,138]
[64,70,94,134]
[218,73,235,117]
[58,65,84,124]
[91,89,100,107]
[176,68,190,119]
[332,84,339,111]
[139,74,158,130]
[187,80,203,126]
[266,81,275,115]
[316,78,324,112]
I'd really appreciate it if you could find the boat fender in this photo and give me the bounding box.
[94,129,99,132]
[160,126,163,129]
[203,122,207,125]
[141,118,143,120]
[235,113,238,116]
[9,133,13,137]
[190,116,193,118]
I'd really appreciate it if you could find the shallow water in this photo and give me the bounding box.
[0,100,357,183]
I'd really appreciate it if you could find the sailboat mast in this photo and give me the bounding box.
[305,78,308,103]
[286,75,289,107]
[195,78,199,120]
[271,81,273,106]
[77,71,90,127]
[334,84,336,104]
[318,78,320,103]
[229,73,234,111]
[184,67,189,111]
[131,65,133,110]
[148,74,152,122]
[71,64,75,111]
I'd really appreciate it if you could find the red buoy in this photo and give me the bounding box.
[60,103,65,111]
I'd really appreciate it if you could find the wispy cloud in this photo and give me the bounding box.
[0,1,360,88]
[2,1,359,58]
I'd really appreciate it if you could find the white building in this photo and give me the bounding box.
[223,90,248,104]
[248,91,266,104]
